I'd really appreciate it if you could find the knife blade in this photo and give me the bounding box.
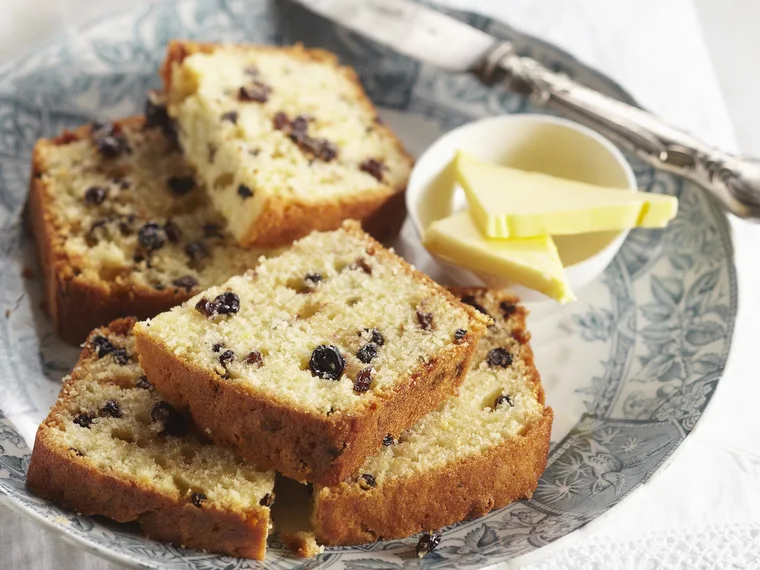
[293,0,760,221]
[300,0,495,72]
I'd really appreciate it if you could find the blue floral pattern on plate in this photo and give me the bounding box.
[0,1,736,568]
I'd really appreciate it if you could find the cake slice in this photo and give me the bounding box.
[26,318,275,560]
[134,222,491,485]
[28,113,271,344]
[160,41,413,248]
[311,288,553,545]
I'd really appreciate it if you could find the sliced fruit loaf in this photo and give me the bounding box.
[311,288,553,545]
[160,41,413,248]
[26,318,275,560]
[28,113,271,344]
[134,221,490,485]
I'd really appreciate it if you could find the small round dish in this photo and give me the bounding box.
[405,114,638,302]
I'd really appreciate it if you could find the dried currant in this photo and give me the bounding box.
[486,348,513,368]
[304,273,323,288]
[73,412,95,429]
[185,242,208,263]
[290,114,309,133]
[213,292,240,315]
[112,348,129,365]
[195,297,214,317]
[245,350,263,366]
[219,349,235,366]
[136,376,152,389]
[190,492,206,508]
[167,176,196,195]
[84,186,108,205]
[359,158,386,181]
[203,224,223,238]
[382,434,394,446]
[237,184,254,199]
[416,531,442,558]
[259,493,274,507]
[151,401,188,437]
[101,399,122,418]
[358,473,376,490]
[356,343,378,364]
[362,328,385,346]
[494,394,515,409]
[349,258,373,275]
[145,98,170,129]
[238,81,271,103]
[309,345,345,380]
[137,222,166,252]
[416,310,434,331]
[92,123,130,158]
[212,343,224,353]
[172,275,198,290]
[353,367,373,393]
[500,300,517,318]
[272,111,289,130]
[163,219,182,243]
[454,329,467,342]
[91,335,115,358]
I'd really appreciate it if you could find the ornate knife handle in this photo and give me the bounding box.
[481,42,760,221]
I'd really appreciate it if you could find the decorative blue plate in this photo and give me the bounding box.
[0,1,736,568]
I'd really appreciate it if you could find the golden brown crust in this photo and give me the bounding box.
[27,118,197,344]
[313,409,552,545]
[25,318,270,559]
[160,40,413,248]
[136,224,490,486]
[239,187,400,248]
[26,437,269,559]
[312,288,553,545]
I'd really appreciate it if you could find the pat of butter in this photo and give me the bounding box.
[456,151,678,239]
[423,211,576,304]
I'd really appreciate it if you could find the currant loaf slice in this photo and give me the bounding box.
[311,288,553,545]
[28,114,272,344]
[26,318,275,560]
[134,221,491,486]
[160,41,413,248]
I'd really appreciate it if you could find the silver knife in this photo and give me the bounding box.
[296,0,760,221]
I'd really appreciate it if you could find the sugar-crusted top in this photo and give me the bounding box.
[332,290,546,484]
[35,117,270,293]
[136,224,486,414]
[41,320,274,512]
[167,44,412,242]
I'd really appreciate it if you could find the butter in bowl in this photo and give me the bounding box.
[405,114,678,303]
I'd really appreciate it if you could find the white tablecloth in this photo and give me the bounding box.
[2,1,759,568]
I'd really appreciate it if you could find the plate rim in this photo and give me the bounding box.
[0,1,738,568]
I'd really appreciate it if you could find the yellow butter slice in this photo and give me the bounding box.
[423,211,576,304]
[456,151,678,239]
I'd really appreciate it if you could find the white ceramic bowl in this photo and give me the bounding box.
[405,114,637,302]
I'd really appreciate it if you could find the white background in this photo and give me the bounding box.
[1,1,759,568]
